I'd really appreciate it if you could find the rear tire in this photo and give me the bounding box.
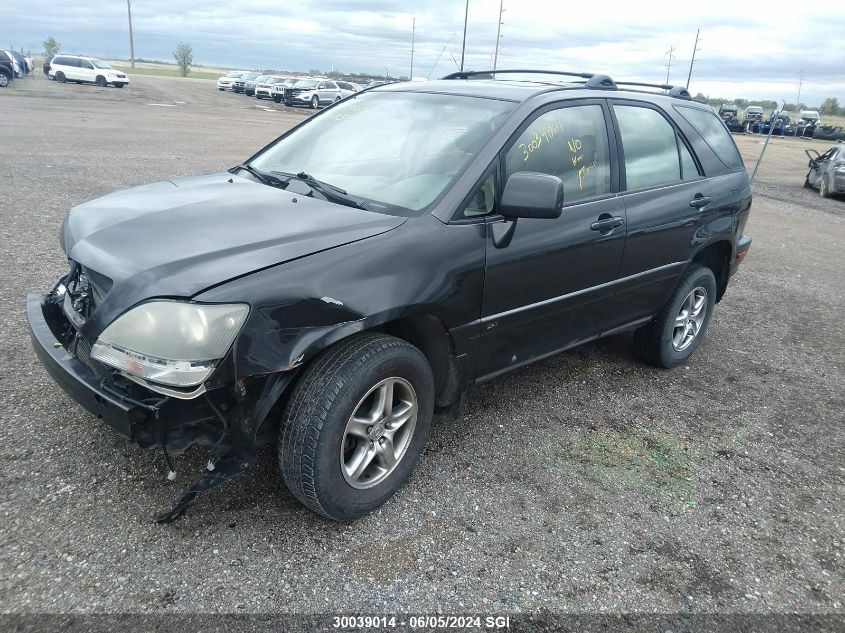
[56,71,66,83]
[279,333,434,521]
[634,264,717,368]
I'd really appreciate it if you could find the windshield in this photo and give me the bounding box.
[294,79,319,89]
[225,71,241,77]
[250,91,516,213]
[91,59,111,69]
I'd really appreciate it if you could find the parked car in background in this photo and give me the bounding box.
[284,79,342,108]
[244,74,271,97]
[27,70,752,523]
[217,70,245,91]
[271,77,299,103]
[805,147,845,197]
[6,50,27,77]
[336,80,359,99]
[799,110,820,124]
[255,76,291,99]
[48,55,129,87]
[0,51,14,87]
[232,72,261,93]
[365,79,388,88]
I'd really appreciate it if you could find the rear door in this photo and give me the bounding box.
[476,100,626,380]
[79,59,96,82]
[606,101,712,329]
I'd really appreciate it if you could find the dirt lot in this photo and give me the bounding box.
[0,74,843,617]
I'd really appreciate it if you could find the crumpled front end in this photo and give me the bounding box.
[26,263,295,522]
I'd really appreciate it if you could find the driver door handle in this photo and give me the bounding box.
[590,216,624,232]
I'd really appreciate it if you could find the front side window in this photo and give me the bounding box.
[675,105,743,170]
[91,59,111,69]
[250,92,515,214]
[81,60,95,70]
[505,104,611,204]
[614,105,682,190]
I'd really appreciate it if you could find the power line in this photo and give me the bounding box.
[685,28,700,89]
[126,0,136,69]
[664,45,675,85]
[460,0,469,71]
[493,0,504,71]
[410,17,416,78]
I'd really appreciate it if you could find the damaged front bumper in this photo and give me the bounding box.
[26,291,295,522]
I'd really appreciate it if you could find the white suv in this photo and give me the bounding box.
[217,70,245,91]
[48,55,129,88]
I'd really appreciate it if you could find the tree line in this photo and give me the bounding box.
[694,93,841,115]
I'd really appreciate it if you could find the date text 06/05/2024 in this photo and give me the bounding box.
[332,615,511,629]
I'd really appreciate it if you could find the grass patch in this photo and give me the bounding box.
[564,427,697,509]
[111,65,221,80]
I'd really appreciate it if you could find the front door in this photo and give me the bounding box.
[476,100,626,380]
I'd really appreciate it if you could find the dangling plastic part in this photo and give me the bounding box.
[167,470,177,481]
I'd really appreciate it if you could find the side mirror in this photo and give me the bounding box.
[500,172,564,220]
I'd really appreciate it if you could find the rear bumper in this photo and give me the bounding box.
[730,234,752,275]
[26,293,139,436]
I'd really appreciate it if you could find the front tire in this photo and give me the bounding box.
[310,95,319,109]
[273,95,281,103]
[279,333,434,521]
[95,75,107,87]
[634,264,717,368]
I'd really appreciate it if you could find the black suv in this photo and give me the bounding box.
[27,70,752,522]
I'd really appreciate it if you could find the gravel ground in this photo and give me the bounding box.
[0,74,843,617]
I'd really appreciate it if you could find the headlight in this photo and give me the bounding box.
[90,301,249,387]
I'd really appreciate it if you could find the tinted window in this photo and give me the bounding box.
[614,105,680,190]
[680,140,700,180]
[338,82,351,90]
[81,60,94,69]
[505,105,611,204]
[675,106,743,170]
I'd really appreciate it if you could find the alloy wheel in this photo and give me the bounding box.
[340,377,418,489]
[672,287,708,351]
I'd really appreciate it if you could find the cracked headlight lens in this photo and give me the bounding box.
[91,301,249,387]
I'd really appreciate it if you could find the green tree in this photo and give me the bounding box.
[308,69,322,76]
[173,42,193,77]
[821,97,840,115]
[43,36,60,58]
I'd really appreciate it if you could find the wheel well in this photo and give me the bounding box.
[379,314,460,408]
[692,241,732,302]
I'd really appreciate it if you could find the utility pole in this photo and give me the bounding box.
[410,17,416,78]
[685,29,700,89]
[664,46,675,84]
[796,69,803,111]
[126,0,136,69]
[460,0,469,71]
[493,0,504,71]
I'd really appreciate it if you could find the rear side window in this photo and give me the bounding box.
[505,104,611,204]
[675,106,743,170]
[614,105,682,190]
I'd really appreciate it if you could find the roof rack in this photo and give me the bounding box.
[441,69,693,100]
[442,69,594,81]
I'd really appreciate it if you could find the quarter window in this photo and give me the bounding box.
[614,105,682,190]
[675,105,743,170]
[505,105,611,204]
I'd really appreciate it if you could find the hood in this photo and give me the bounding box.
[64,172,405,333]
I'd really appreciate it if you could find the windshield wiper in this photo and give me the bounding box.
[273,171,368,210]
[235,163,288,188]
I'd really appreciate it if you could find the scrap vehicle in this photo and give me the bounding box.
[27,70,752,522]
[718,103,743,133]
[804,146,845,197]
[0,51,14,87]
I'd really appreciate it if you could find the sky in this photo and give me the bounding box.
[2,0,844,105]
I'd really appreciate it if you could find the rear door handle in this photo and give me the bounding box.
[689,195,711,209]
[590,216,624,232]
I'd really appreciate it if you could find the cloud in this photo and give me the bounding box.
[2,0,843,103]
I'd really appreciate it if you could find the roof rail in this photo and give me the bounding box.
[442,69,594,81]
[441,70,694,100]
[614,81,693,100]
